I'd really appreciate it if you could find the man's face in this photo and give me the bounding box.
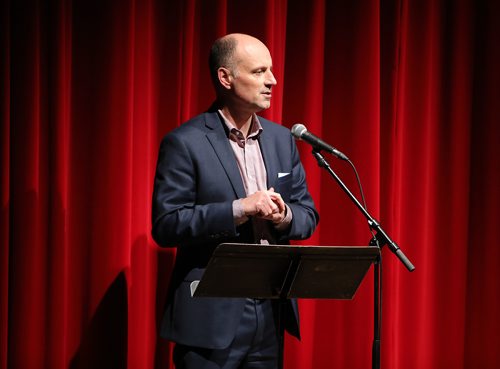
[228,40,277,113]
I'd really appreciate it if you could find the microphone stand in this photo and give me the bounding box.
[311,150,415,369]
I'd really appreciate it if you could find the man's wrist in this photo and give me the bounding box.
[233,199,249,225]
[274,204,292,230]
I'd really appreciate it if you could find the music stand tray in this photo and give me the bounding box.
[194,243,379,300]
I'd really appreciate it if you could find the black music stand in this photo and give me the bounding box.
[193,243,380,369]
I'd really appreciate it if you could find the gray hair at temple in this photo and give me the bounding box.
[208,35,238,88]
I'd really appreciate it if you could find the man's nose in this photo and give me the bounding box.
[265,70,277,86]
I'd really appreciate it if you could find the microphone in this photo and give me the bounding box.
[291,123,349,161]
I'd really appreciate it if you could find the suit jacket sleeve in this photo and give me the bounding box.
[151,131,237,247]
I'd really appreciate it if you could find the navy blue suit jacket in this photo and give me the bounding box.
[152,110,319,349]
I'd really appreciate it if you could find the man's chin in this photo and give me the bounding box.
[243,101,271,114]
[256,102,271,111]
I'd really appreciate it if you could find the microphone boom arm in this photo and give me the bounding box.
[312,150,415,271]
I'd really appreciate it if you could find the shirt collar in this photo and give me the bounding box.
[218,110,264,141]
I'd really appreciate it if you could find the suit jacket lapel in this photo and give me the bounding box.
[258,130,278,190]
[204,112,246,199]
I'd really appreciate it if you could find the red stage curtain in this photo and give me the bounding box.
[1,0,499,368]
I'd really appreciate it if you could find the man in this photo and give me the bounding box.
[152,33,319,369]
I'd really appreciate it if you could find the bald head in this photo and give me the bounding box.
[208,33,269,88]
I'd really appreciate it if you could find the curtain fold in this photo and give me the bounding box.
[0,0,10,366]
[2,0,499,368]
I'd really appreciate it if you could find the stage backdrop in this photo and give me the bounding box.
[2,0,499,368]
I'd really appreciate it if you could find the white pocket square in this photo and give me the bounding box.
[278,172,290,178]
[190,280,200,297]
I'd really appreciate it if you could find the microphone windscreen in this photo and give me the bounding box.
[291,123,307,138]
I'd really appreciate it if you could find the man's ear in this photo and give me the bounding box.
[218,67,232,90]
